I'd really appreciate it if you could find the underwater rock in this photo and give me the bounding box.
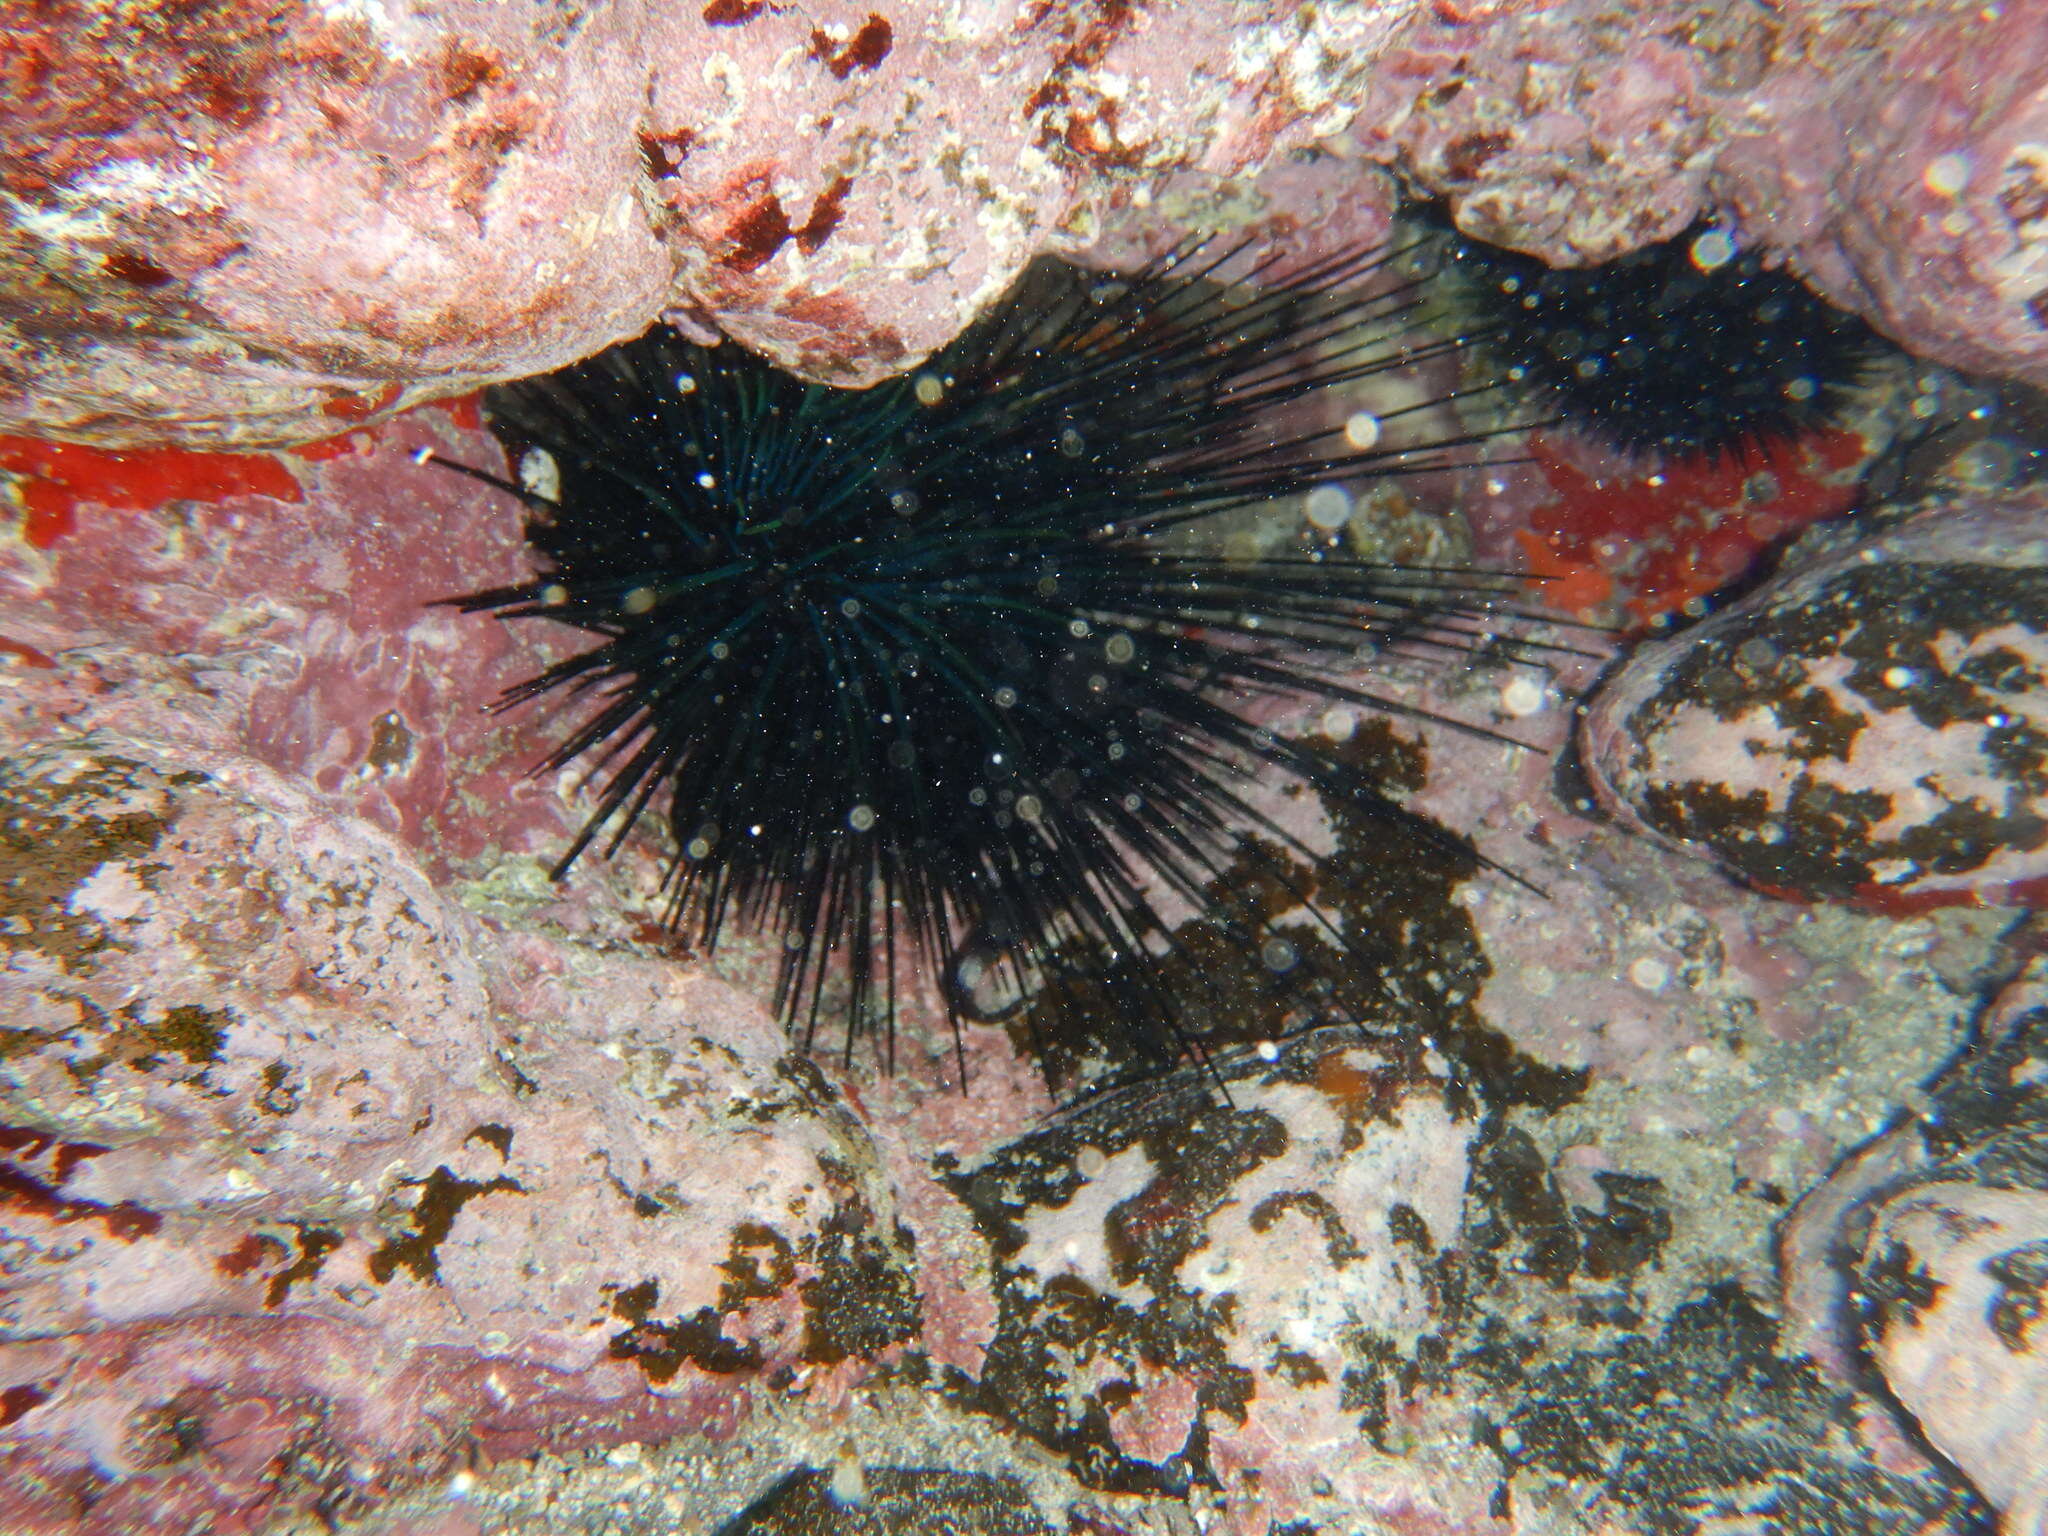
[1719,2,2048,404]
[944,1027,1499,1529]
[1579,489,2048,910]
[0,733,914,1532]
[8,0,2048,448]
[1859,1183,2048,1536]
[1777,955,2048,1530]
[714,1466,1062,1534]
[1853,967,2048,1535]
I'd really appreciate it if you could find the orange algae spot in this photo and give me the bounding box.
[0,636,56,668]
[0,436,303,549]
[440,392,484,430]
[321,382,404,421]
[1526,428,1867,627]
[1513,527,1613,618]
[290,429,375,461]
[299,392,483,458]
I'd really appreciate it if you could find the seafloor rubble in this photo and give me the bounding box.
[5,2,2048,1535]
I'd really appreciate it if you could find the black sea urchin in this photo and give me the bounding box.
[1446,220,1887,462]
[435,241,1551,1077]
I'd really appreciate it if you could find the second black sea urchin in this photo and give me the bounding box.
[1444,220,1887,463]
[436,240,1549,1076]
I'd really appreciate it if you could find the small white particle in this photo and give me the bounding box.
[1500,676,1546,718]
[518,447,560,501]
[828,1456,869,1507]
[1304,483,1353,530]
[1884,666,1915,688]
[1689,228,1736,271]
[1923,153,1971,196]
[1343,411,1382,451]
[1629,957,1670,993]
[847,804,877,832]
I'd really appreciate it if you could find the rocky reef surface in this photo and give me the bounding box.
[0,395,2039,1532]
[8,0,2048,444]
[6,1,2048,1533]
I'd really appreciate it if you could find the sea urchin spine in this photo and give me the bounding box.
[434,239,1553,1077]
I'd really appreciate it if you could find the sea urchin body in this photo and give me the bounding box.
[439,241,1547,1077]
[1446,221,1886,463]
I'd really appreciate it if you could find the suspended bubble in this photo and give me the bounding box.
[1261,937,1298,973]
[1342,412,1381,451]
[1689,228,1736,271]
[1304,483,1353,530]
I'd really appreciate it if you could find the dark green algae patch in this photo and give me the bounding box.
[605,1152,921,1385]
[1003,717,1586,1114]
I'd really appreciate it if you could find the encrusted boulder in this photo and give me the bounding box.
[0,734,916,1533]
[1579,490,2048,910]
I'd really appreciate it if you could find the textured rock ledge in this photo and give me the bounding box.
[8,0,2048,445]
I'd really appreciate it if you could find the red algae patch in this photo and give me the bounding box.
[0,437,301,549]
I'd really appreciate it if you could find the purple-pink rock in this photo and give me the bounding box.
[1782,957,2048,1535]
[946,1029,1485,1534]
[1860,1183,2048,1535]
[0,732,915,1533]
[1579,490,2048,911]
[8,0,2048,447]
